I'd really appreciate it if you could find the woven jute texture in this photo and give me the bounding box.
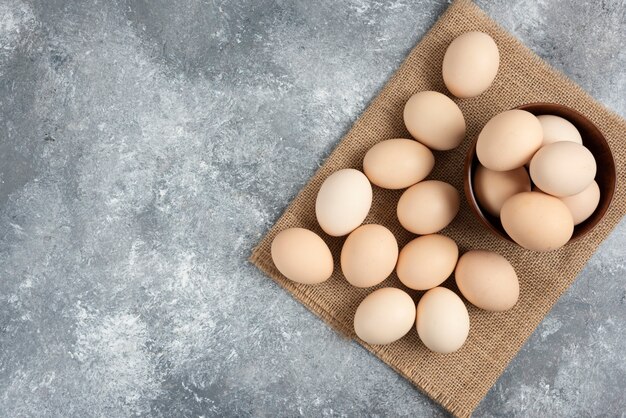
[249,1,626,416]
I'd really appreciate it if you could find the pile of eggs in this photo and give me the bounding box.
[270,31,598,354]
[475,111,599,251]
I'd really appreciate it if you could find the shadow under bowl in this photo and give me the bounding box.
[464,102,616,244]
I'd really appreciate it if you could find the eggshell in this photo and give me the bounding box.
[341,224,398,288]
[396,234,458,290]
[442,31,500,98]
[403,91,466,151]
[558,180,601,225]
[316,169,372,236]
[354,287,416,345]
[534,183,600,226]
[455,250,519,312]
[416,287,470,354]
[501,192,574,251]
[397,180,460,234]
[473,165,531,217]
[476,110,543,171]
[537,115,582,146]
[363,138,435,189]
[271,228,333,284]
[529,141,597,197]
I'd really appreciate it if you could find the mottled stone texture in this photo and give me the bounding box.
[0,0,624,416]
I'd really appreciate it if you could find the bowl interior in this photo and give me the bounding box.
[464,102,616,243]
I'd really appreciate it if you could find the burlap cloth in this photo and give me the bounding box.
[249,0,626,416]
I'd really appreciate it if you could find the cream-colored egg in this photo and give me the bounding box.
[316,169,372,236]
[416,287,470,353]
[537,115,582,146]
[529,141,596,197]
[476,110,543,171]
[501,192,574,251]
[354,287,416,345]
[396,234,458,290]
[397,180,460,234]
[442,31,500,98]
[558,180,600,225]
[271,228,333,284]
[455,250,519,312]
[534,183,600,225]
[363,138,435,189]
[341,224,398,288]
[403,91,466,151]
[473,165,531,217]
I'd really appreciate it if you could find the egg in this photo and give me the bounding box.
[473,165,531,217]
[363,138,435,189]
[396,234,458,290]
[397,180,460,234]
[416,287,470,353]
[341,224,398,288]
[442,31,500,98]
[501,192,574,251]
[558,180,601,225]
[271,228,333,284]
[529,141,597,197]
[354,287,416,345]
[536,115,582,146]
[476,110,543,171]
[316,169,372,236]
[403,91,466,151]
[455,250,519,312]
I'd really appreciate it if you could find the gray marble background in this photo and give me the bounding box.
[0,0,624,416]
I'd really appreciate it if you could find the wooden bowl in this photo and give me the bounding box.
[464,102,616,243]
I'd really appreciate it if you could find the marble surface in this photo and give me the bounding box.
[0,0,624,416]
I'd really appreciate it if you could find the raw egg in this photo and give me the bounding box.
[363,138,435,189]
[559,180,600,225]
[500,192,574,251]
[403,91,466,151]
[416,287,470,354]
[397,180,460,234]
[396,234,458,290]
[271,228,333,284]
[316,169,372,236]
[529,141,596,197]
[473,165,531,217]
[341,224,398,288]
[476,110,543,171]
[354,287,416,345]
[442,31,500,98]
[455,250,519,312]
[536,115,582,146]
